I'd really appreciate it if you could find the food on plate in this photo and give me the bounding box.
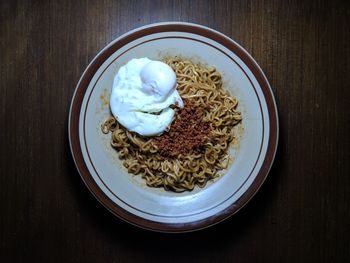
[102,57,242,192]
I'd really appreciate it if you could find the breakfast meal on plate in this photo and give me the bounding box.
[101,57,242,192]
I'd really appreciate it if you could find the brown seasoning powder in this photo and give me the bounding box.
[154,100,211,157]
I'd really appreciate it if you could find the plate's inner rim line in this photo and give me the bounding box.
[82,35,266,219]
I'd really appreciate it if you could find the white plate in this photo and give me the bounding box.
[69,22,278,232]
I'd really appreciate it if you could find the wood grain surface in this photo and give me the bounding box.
[0,0,349,262]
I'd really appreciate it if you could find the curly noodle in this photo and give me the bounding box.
[101,58,242,192]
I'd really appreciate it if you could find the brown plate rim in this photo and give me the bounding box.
[68,22,279,233]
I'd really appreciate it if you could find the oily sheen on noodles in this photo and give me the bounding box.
[102,58,242,192]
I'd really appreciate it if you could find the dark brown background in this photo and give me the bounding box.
[1,0,349,262]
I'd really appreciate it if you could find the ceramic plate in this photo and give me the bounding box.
[68,22,278,232]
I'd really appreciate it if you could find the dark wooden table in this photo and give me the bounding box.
[1,0,349,262]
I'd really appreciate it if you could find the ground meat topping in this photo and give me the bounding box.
[154,100,211,157]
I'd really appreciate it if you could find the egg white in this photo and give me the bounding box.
[110,58,183,136]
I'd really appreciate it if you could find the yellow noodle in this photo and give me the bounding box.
[102,58,242,192]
